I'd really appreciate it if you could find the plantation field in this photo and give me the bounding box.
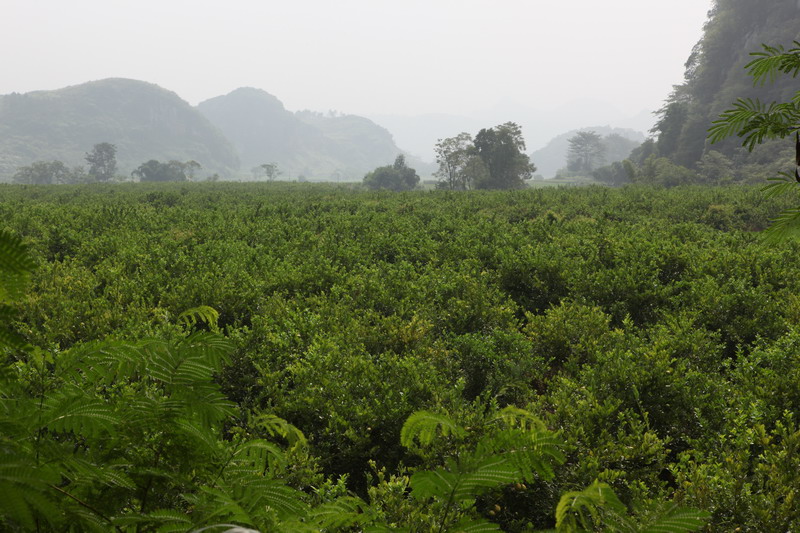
[3,182,800,531]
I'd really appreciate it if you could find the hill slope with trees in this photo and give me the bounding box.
[197,88,430,180]
[651,0,800,169]
[0,78,240,180]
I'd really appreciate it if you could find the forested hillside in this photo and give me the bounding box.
[651,0,800,168]
[530,127,643,178]
[3,183,800,531]
[0,79,240,179]
[197,88,424,180]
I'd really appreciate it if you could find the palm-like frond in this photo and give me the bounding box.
[410,456,518,503]
[708,98,800,150]
[400,410,466,449]
[178,305,221,333]
[254,414,307,448]
[555,481,626,532]
[761,172,799,199]
[0,230,35,305]
[43,395,118,437]
[554,481,709,533]
[746,41,800,85]
[308,496,371,530]
[639,505,711,533]
[763,205,800,243]
[451,517,503,532]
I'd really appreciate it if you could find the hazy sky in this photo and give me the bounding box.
[3,0,711,119]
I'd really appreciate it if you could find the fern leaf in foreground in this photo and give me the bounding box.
[0,229,35,305]
[400,410,466,448]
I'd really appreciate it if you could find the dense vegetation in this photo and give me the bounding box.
[2,182,800,530]
[0,80,428,183]
[649,0,800,170]
[0,79,240,180]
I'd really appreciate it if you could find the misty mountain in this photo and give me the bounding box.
[197,88,430,180]
[651,0,800,167]
[0,78,239,180]
[370,102,653,164]
[530,127,645,178]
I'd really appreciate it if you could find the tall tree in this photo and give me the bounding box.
[12,161,71,185]
[85,142,117,182]
[184,160,202,181]
[363,155,419,191]
[650,0,800,168]
[132,160,187,182]
[434,133,475,190]
[259,162,281,181]
[567,131,606,173]
[472,122,535,189]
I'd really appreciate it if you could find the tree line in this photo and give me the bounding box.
[10,143,218,184]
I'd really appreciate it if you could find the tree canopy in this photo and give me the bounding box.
[363,154,419,191]
[472,122,535,189]
[650,0,800,168]
[567,131,605,174]
[132,159,189,182]
[85,142,117,182]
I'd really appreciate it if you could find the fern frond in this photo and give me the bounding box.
[177,305,220,333]
[177,331,234,370]
[0,483,37,530]
[0,229,35,305]
[761,172,799,199]
[229,439,286,476]
[763,205,800,243]
[746,41,800,85]
[62,457,136,490]
[555,480,626,532]
[409,469,459,501]
[475,428,565,482]
[708,98,800,150]
[43,396,117,437]
[254,414,307,448]
[640,505,711,533]
[410,456,517,503]
[451,517,503,532]
[309,496,371,530]
[494,406,548,432]
[451,456,519,502]
[400,410,465,449]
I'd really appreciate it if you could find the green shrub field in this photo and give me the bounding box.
[2,182,800,531]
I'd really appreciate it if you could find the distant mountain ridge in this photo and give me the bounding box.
[0,78,240,179]
[197,87,424,180]
[530,126,645,178]
[0,79,426,182]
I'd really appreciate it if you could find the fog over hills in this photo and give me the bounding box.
[0,78,647,182]
[197,88,431,180]
[0,80,434,182]
[531,126,646,178]
[0,78,240,179]
[369,100,653,164]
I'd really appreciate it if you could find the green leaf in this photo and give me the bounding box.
[555,481,626,532]
[254,414,307,448]
[641,505,711,533]
[309,496,370,530]
[44,396,117,437]
[177,305,220,332]
[400,410,465,449]
[0,229,35,305]
[410,469,459,500]
[451,517,503,532]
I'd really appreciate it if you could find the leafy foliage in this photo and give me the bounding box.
[363,155,420,191]
[709,39,800,239]
[3,182,800,531]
